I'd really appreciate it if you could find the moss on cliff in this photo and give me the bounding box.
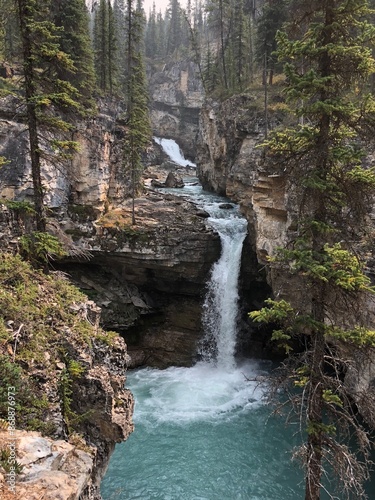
[0,252,120,437]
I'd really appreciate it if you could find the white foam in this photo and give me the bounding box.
[129,361,266,426]
[154,136,196,167]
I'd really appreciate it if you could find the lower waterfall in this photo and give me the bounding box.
[100,177,305,499]
[100,141,375,499]
[199,216,247,370]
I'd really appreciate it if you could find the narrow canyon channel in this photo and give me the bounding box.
[100,140,374,500]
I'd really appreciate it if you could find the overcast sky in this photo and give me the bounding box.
[143,0,187,14]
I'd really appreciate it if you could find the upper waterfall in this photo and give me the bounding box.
[153,137,196,167]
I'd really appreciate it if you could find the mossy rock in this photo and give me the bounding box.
[0,252,120,437]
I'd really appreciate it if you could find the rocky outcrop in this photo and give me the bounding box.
[196,93,375,425]
[58,191,222,368]
[0,431,94,500]
[0,251,134,500]
[148,60,205,159]
[0,96,128,213]
[197,95,292,277]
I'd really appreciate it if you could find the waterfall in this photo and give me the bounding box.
[153,136,247,370]
[199,216,248,371]
[153,136,196,167]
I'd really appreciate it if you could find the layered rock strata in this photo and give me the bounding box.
[148,60,205,159]
[196,93,375,425]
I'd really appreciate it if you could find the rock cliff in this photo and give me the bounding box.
[148,60,205,159]
[0,96,128,213]
[0,251,134,500]
[0,91,232,370]
[196,93,375,426]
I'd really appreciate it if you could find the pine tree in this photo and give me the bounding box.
[155,9,167,58]
[93,0,118,93]
[145,1,157,58]
[166,0,182,56]
[16,0,82,231]
[231,0,247,90]
[124,0,151,224]
[0,0,19,61]
[255,0,287,85]
[53,0,96,103]
[206,0,232,90]
[250,1,375,498]
[114,0,131,93]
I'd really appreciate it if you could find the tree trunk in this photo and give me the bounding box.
[17,0,46,232]
[305,326,325,500]
[219,0,228,89]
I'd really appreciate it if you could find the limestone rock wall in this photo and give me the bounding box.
[148,60,205,159]
[197,95,292,277]
[196,94,375,426]
[0,96,128,214]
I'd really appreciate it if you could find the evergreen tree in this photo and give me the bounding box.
[231,0,247,90]
[205,0,232,90]
[145,1,157,58]
[53,0,96,102]
[93,0,118,93]
[113,0,127,92]
[155,9,167,58]
[166,0,182,56]
[255,0,287,84]
[0,0,19,61]
[124,0,151,224]
[250,1,375,499]
[16,0,82,231]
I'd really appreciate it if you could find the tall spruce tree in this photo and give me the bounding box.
[205,0,231,90]
[166,0,183,56]
[255,0,287,85]
[16,0,83,231]
[250,1,375,499]
[53,0,96,103]
[0,0,19,61]
[93,0,118,93]
[124,0,151,224]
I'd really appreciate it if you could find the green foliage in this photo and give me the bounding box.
[20,232,66,265]
[59,359,86,435]
[0,156,9,167]
[93,0,118,93]
[0,448,23,474]
[273,241,374,292]
[306,421,336,437]
[53,0,96,104]
[250,298,294,323]
[95,330,119,346]
[1,200,36,215]
[328,326,375,347]
[250,299,295,353]
[0,355,23,415]
[322,390,343,408]
[251,1,375,497]
[0,353,51,433]
[67,359,85,378]
[0,252,120,437]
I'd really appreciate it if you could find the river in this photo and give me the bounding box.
[100,139,374,500]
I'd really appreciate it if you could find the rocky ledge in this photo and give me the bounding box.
[57,188,221,368]
[0,253,134,500]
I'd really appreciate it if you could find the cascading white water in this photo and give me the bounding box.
[153,136,247,369]
[200,217,248,370]
[153,136,196,167]
[101,139,310,500]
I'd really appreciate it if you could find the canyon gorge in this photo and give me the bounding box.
[1,58,375,498]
